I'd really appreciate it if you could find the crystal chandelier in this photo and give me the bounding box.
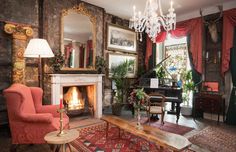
[129,0,176,42]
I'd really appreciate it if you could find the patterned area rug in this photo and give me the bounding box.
[71,122,194,152]
[188,126,236,152]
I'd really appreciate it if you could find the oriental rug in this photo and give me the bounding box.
[71,122,194,152]
[188,126,236,152]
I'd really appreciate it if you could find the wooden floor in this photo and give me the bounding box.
[0,108,235,152]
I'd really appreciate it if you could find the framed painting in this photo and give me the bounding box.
[107,24,137,53]
[108,53,137,78]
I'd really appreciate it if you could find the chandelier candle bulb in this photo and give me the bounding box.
[129,0,176,42]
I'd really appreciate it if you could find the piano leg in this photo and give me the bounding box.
[176,103,181,123]
[167,103,176,114]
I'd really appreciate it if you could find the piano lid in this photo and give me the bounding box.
[134,55,171,87]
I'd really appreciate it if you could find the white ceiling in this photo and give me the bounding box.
[82,0,236,21]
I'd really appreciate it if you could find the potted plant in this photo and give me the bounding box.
[95,56,106,74]
[111,60,134,116]
[49,51,64,72]
[181,70,195,116]
[156,66,167,86]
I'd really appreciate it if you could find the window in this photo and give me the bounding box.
[156,35,193,106]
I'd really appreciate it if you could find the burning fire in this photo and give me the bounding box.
[64,87,84,110]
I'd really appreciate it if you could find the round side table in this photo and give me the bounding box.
[44,129,79,152]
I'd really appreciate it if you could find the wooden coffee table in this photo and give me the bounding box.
[101,115,191,152]
[44,129,79,152]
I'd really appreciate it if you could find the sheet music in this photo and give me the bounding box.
[150,78,159,88]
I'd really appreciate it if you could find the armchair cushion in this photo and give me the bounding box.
[149,106,163,113]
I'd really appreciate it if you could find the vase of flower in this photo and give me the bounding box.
[136,108,143,130]
[128,88,147,130]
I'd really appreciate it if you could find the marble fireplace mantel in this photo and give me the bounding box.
[50,74,104,118]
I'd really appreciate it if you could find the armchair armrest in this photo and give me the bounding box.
[20,113,53,123]
[36,105,69,119]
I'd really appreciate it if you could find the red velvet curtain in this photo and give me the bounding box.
[65,43,73,67]
[222,8,236,75]
[145,17,203,73]
[145,32,167,70]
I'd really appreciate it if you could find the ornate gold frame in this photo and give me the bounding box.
[60,3,96,71]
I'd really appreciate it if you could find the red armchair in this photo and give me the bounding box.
[3,83,69,145]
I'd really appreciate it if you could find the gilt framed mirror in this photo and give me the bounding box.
[61,3,96,71]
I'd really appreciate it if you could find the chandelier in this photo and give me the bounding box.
[129,0,176,42]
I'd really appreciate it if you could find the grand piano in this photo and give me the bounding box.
[137,56,183,123]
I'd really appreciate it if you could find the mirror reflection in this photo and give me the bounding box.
[62,10,95,69]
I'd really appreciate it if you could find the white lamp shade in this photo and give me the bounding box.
[24,38,54,58]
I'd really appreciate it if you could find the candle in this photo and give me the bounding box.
[138,11,141,18]
[60,95,63,109]
[206,51,209,59]
[170,1,173,9]
[133,5,136,13]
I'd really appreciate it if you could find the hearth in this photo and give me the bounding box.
[63,85,94,117]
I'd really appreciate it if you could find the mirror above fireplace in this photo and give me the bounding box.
[61,3,96,71]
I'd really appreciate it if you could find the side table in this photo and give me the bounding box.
[44,129,79,152]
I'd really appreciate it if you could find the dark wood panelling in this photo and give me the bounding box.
[203,12,223,91]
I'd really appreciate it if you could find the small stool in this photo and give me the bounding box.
[44,129,79,152]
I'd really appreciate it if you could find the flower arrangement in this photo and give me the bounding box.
[128,88,148,130]
[128,88,147,110]
[49,51,64,72]
[95,56,107,74]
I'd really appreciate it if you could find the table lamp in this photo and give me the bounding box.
[24,38,54,87]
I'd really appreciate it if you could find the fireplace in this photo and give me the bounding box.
[64,86,85,111]
[50,74,103,118]
[63,85,94,116]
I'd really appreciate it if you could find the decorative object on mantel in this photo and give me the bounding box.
[24,38,54,88]
[128,88,148,130]
[129,0,176,42]
[49,50,65,72]
[95,56,106,74]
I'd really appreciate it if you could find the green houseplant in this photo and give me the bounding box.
[111,60,134,115]
[181,70,195,115]
[95,56,106,74]
[49,51,64,72]
[156,66,167,85]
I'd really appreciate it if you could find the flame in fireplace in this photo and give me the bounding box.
[64,87,84,110]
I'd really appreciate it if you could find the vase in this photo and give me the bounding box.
[136,108,143,130]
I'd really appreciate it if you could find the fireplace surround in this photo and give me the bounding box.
[50,74,103,118]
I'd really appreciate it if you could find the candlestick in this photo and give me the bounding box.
[57,108,66,137]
